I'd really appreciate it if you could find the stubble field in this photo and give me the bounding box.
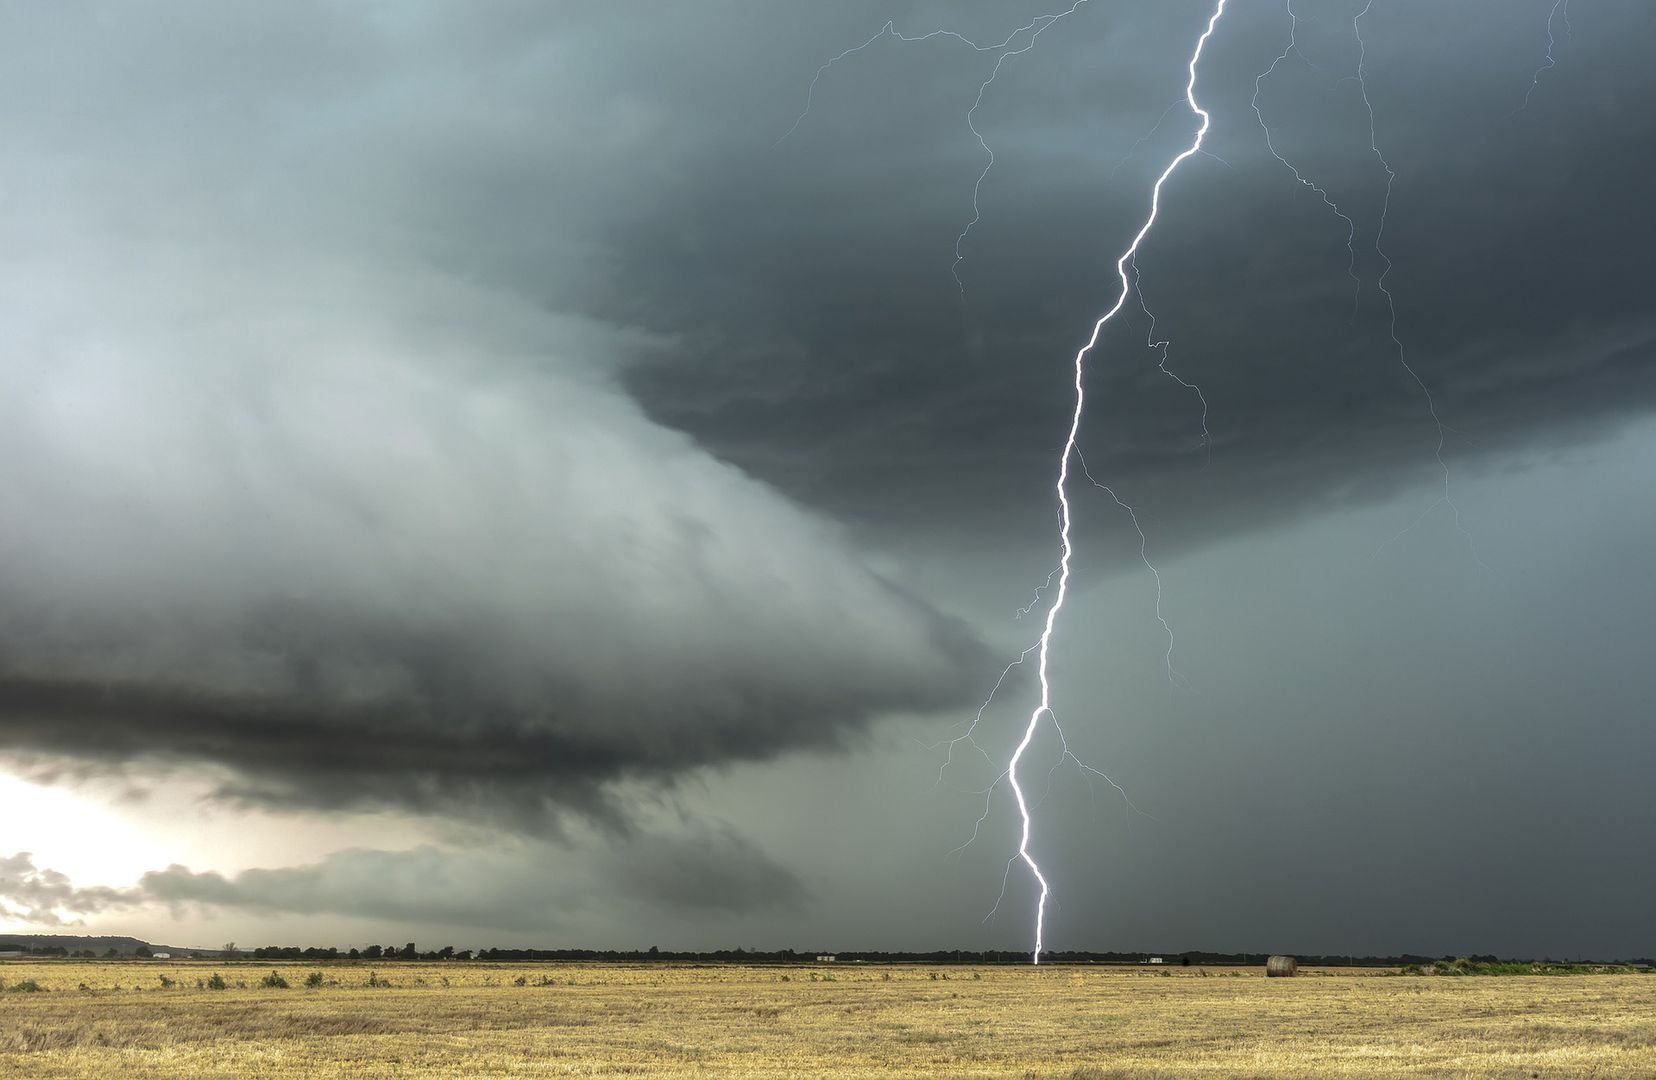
[2,961,1652,1078]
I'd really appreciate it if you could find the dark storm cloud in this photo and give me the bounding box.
[3,828,805,930]
[597,1,1656,551]
[0,1,990,826]
[0,247,986,824]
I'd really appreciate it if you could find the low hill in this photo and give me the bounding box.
[0,933,210,956]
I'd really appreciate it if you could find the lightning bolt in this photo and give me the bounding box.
[1520,0,1571,111]
[953,2,1089,295]
[1076,449,1181,688]
[1009,0,1229,964]
[1252,2,1362,310]
[777,4,1090,294]
[1016,567,1062,620]
[786,11,1196,952]
[1253,2,1484,569]
[1351,3,1486,569]
[1130,257,1211,457]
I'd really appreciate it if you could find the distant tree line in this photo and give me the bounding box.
[250,944,475,961]
[228,945,1656,967]
[8,939,1650,967]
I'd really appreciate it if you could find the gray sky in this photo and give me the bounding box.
[1,0,1652,961]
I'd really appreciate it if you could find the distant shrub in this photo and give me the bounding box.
[157,975,175,989]
[5,979,43,994]
[260,971,289,989]
[206,973,228,991]
[305,971,324,988]
[513,975,528,987]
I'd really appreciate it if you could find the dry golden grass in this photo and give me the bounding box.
[2,961,1652,1078]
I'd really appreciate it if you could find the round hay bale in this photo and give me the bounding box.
[1265,955,1298,978]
